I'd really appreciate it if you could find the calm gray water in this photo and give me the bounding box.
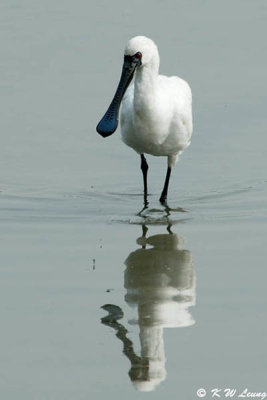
[0,1,267,399]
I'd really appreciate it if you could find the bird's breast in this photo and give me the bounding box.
[120,77,192,156]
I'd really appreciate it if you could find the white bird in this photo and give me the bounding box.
[96,36,193,204]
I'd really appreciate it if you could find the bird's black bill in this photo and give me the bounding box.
[96,55,140,138]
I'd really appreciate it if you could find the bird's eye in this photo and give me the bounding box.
[135,52,142,59]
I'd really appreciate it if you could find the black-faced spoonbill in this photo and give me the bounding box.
[96,36,193,205]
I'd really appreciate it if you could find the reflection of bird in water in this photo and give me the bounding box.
[101,225,195,392]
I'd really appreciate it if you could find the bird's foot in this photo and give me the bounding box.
[159,194,167,205]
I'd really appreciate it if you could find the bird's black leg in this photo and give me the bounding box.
[160,166,171,204]
[140,154,148,205]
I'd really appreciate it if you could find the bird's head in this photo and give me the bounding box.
[124,36,159,69]
[96,36,159,138]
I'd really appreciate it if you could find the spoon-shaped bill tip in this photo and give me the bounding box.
[96,113,118,137]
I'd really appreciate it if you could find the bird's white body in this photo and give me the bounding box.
[96,35,193,203]
[120,36,193,168]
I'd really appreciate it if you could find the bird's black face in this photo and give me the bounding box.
[96,52,142,137]
[130,51,142,67]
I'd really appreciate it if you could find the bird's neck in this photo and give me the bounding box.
[133,64,158,115]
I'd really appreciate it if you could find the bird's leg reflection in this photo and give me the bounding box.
[101,225,196,392]
[142,223,148,238]
[136,198,187,226]
[163,204,173,232]
[138,224,148,249]
[167,223,173,234]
